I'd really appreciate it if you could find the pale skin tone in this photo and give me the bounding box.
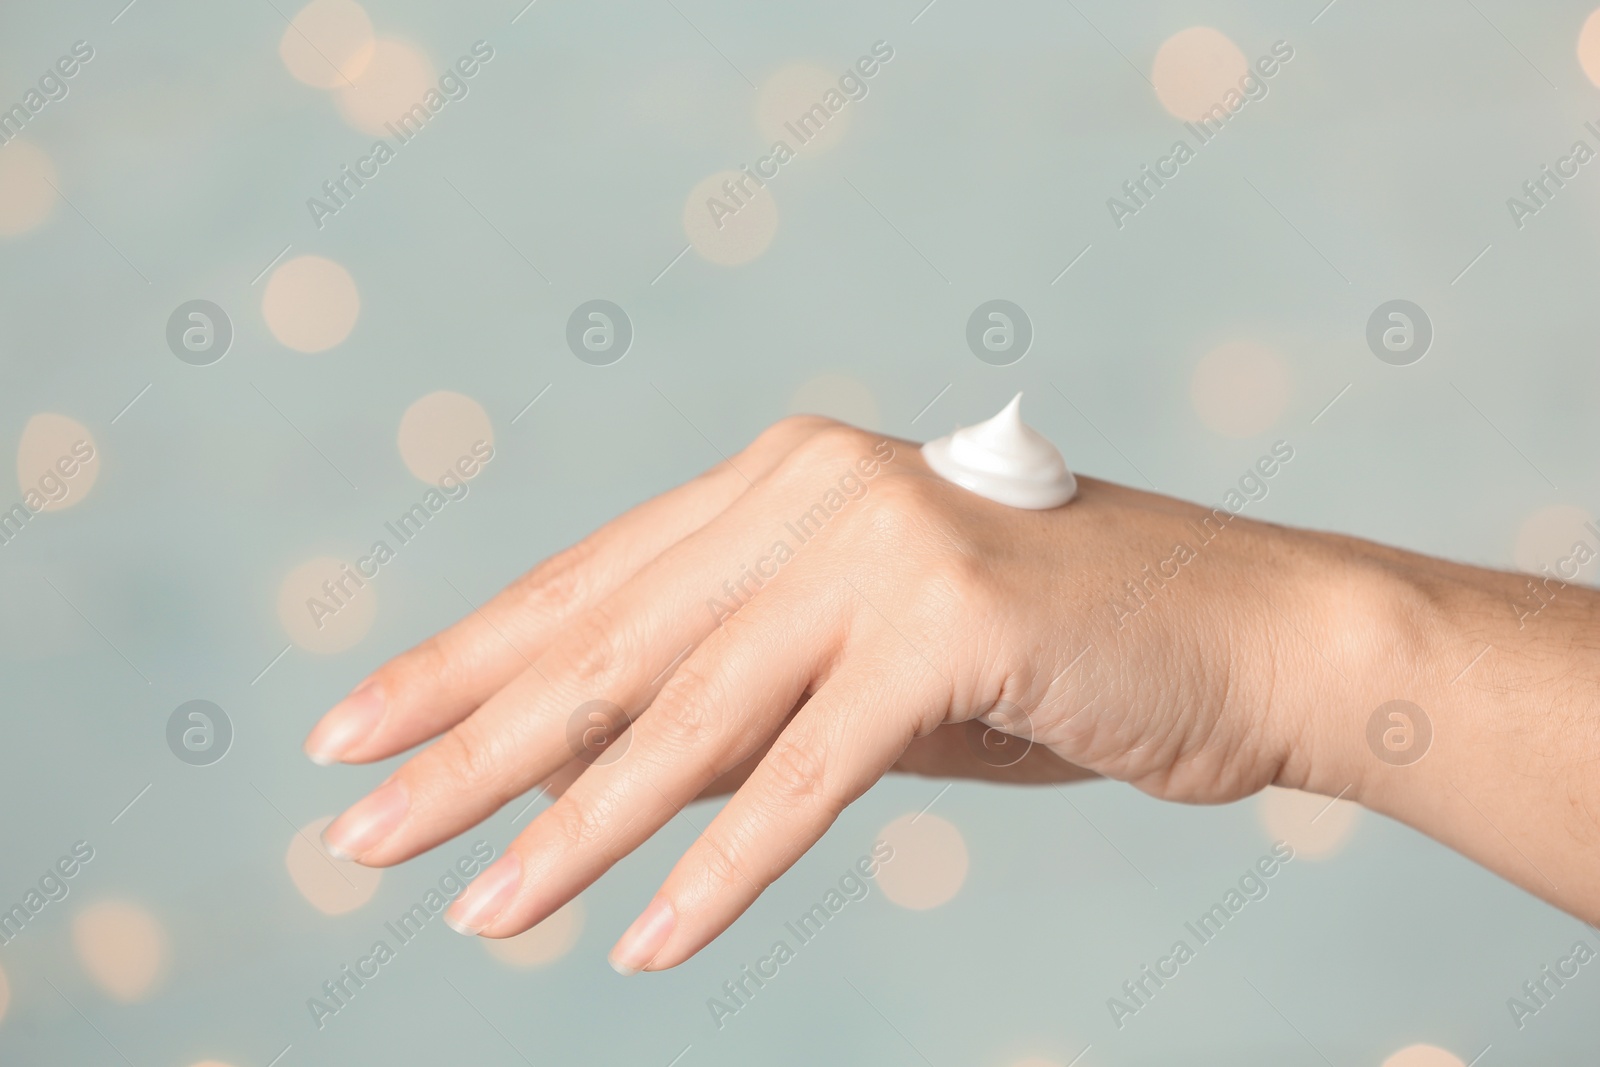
[307,416,1600,974]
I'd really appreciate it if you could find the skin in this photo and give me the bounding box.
[308,416,1600,973]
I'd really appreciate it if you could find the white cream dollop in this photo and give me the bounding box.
[921,393,1077,509]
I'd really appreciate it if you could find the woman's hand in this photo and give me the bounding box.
[304,416,1391,973]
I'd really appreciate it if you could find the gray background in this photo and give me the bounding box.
[2,0,1599,1063]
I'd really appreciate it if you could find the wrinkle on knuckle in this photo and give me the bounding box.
[652,700,719,756]
[430,722,500,790]
[650,664,731,752]
[547,796,610,852]
[511,541,597,623]
[760,737,836,816]
[697,833,766,895]
[560,603,623,687]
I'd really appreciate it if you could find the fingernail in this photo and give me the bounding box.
[304,681,385,766]
[445,854,523,935]
[608,896,675,976]
[321,779,408,862]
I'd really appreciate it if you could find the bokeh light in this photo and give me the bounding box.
[285,815,383,914]
[262,254,360,353]
[683,169,779,266]
[787,373,881,429]
[335,39,436,137]
[876,814,969,910]
[72,900,169,1003]
[396,391,494,483]
[0,140,58,237]
[279,0,376,89]
[1513,504,1598,584]
[756,64,854,154]
[0,4,1589,1059]
[1580,8,1600,88]
[1151,27,1250,123]
[16,413,99,512]
[483,899,584,968]
[277,556,376,654]
[1382,1044,1466,1067]
[1257,786,1359,861]
[1190,341,1291,438]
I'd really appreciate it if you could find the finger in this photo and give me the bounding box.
[441,586,841,938]
[547,711,792,804]
[610,657,945,974]
[645,715,1094,802]
[303,415,833,766]
[322,427,894,865]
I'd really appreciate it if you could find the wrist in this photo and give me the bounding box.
[1270,528,1600,915]
[1257,530,1442,810]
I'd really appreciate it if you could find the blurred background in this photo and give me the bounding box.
[2,0,1599,1063]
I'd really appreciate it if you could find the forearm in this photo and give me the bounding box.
[1278,527,1600,920]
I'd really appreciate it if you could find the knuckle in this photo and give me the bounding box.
[510,540,596,622]
[697,835,765,894]
[558,603,623,686]
[766,424,885,503]
[903,553,993,637]
[651,703,718,756]
[795,424,875,468]
[757,414,839,453]
[857,473,941,544]
[650,666,727,753]
[868,469,938,513]
[936,549,994,606]
[547,797,610,851]
[759,736,837,816]
[430,721,500,787]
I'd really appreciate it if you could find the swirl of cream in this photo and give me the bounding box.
[921,393,1077,510]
